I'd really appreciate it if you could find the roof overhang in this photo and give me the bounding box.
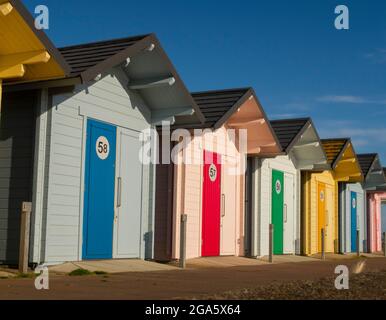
[75,34,205,126]
[285,119,328,170]
[363,156,386,190]
[332,140,363,183]
[224,89,282,157]
[0,0,70,85]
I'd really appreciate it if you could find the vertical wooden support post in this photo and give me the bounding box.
[383,232,386,257]
[19,202,32,274]
[321,228,325,261]
[357,230,360,257]
[269,224,274,263]
[179,214,187,269]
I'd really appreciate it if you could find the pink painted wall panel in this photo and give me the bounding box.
[172,127,243,259]
[367,192,386,252]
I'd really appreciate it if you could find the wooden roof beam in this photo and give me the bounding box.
[248,143,278,155]
[293,141,320,149]
[128,76,175,90]
[335,172,362,181]
[228,118,266,127]
[0,64,25,79]
[297,159,327,167]
[336,157,356,165]
[370,169,383,175]
[0,2,13,16]
[0,50,51,67]
[0,50,51,81]
[151,106,194,125]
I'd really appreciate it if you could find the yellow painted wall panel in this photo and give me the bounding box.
[302,170,338,255]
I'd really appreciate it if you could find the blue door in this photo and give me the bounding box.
[83,119,116,260]
[351,192,357,252]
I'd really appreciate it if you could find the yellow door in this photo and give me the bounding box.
[317,183,326,252]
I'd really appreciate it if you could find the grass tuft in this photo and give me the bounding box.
[68,269,109,276]
[15,273,35,279]
[68,268,94,276]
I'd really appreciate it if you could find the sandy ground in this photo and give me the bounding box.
[200,270,386,300]
[0,256,385,300]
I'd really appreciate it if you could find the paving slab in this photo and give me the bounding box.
[186,256,268,269]
[48,259,178,274]
[259,255,320,264]
[0,270,16,278]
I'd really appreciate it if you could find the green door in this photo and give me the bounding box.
[272,170,284,254]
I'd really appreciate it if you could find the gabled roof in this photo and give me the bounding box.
[191,88,251,128]
[270,118,310,152]
[357,154,386,189]
[358,154,377,177]
[0,0,70,83]
[321,138,362,182]
[56,33,206,124]
[321,138,350,168]
[190,87,281,156]
[269,118,328,170]
[59,35,149,79]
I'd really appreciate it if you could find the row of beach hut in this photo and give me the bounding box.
[0,0,385,266]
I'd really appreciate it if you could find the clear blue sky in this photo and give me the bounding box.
[25,0,386,163]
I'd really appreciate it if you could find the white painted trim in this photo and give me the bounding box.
[198,153,203,258]
[30,89,49,263]
[253,158,260,257]
[79,105,146,133]
[139,135,146,260]
[150,127,157,260]
[77,116,87,261]
[112,128,122,259]
[283,171,296,254]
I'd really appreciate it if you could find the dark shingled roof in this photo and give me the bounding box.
[191,88,251,128]
[59,35,149,77]
[357,154,377,177]
[270,118,310,152]
[321,139,349,165]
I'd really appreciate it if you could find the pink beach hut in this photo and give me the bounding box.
[154,88,281,261]
[366,166,386,253]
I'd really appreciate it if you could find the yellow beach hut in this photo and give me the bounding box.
[0,0,69,105]
[301,138,362,255]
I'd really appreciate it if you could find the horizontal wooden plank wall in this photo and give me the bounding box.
[257,155,301,257]
[34,70,153,263]
[0,91,36,263]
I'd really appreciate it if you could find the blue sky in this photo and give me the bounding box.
[25,0,386,163]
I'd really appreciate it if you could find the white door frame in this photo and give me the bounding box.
[283,172,295,254]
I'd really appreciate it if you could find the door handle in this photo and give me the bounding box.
[117,177,122,208]
[326,210,329,226]
[284,204,288,223]
[221,194,225,217]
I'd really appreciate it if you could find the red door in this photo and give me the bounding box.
[202,150,221,257]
